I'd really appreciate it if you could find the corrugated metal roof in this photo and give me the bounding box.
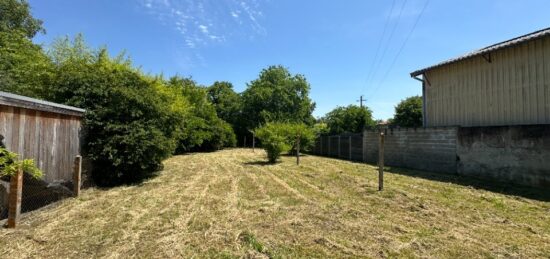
[410,27,550,77]
[0,91,85,116]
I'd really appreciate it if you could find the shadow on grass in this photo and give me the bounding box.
[385,166,550,202]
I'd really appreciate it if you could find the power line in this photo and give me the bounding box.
[364,0,408,97]
[360,0,396,95]
[368,0,430,100]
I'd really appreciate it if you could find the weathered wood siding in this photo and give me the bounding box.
[0,105,82,183]
[424,36,550,127]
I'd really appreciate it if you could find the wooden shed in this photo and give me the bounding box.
[411,27,550,127]
[0,91,85,183]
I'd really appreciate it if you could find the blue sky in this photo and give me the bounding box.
[30,0,550,119]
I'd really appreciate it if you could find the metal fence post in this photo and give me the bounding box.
[362,131,367,162]
[328,136,331,157]
[73,155,82,197]
[378,132,385,191]
[7,168,23,228]
[349,136,352,160]
[338,135,341,158]
[320,136,323,155]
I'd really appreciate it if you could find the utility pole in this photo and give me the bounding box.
[357,95,365,108]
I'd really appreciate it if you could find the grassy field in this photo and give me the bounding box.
[1,149,549,258]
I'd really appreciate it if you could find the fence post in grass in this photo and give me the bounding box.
[7,168,23,228]
[243,136,247,148]
[73,155,82,197]
[296,135,300,165]
[349,136,352,160]
[378,132,385,191]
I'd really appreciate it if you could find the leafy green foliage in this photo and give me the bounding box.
[0,0,44,38]
[46,37,184,186]
[0,30,53,98]
[168,77,236,152]
[255,122,315,163]
[207,81,242,126]
[312,122,329,136]
[242,66,316,132]
[207,81,246,144]
[255,123,291,163]
[393,96,423,128]
[0,147,42,179]
[323,105,375,134]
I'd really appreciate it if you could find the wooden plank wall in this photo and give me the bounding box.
[0,105,81,183]
[425,36,550,127]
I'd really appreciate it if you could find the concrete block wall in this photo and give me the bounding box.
[312,125,550,188]
[457,125,550,188]
[364,127,458,173]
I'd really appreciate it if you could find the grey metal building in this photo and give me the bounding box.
[411,27,550,127]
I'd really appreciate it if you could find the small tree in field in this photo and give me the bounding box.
[254,122,314,164]
[255,123,291,163]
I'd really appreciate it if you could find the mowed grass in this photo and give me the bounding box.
[1,149,549,258]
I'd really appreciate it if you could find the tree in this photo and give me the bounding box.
[323,105,375,134]
[168,76,236,152]
[393,96,423,128]
[47,37,183,186]
[207,81,245,141]
[0,30,53,97]
[242,66,316,132]
[0,0,44,38]
[207,81,242,124]
[254,122,314,164]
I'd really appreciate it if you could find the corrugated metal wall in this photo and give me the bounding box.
[424,36,550,127]
[0,105,82,183]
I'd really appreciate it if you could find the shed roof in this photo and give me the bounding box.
[410,27,550,77]
[0,91,85,117]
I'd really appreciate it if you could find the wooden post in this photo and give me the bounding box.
[73,155,82,197]
[243,136,247,148]
[378,132,385,191]
[349,136,352,160]
[7,168,23,228]
[296,136,300,165]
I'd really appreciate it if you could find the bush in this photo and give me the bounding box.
[254,122,315,163]
[255,123,292,163]
[47,38,184,186]
[167,76,236,152]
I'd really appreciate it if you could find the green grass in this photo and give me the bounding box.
[0,148,549,258]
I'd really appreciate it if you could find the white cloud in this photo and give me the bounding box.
[198,24,208,34]
[139,0,267,68]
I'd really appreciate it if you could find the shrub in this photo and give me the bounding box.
[167,76,236,152]
[255,123,292,163]
[47,38,183,186]
[254,122,315,163]
[0,147,42,179]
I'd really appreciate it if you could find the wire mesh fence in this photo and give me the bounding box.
[310,133,365,162]
[1,155,84,227]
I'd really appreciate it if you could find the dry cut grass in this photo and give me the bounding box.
[1,149,549,258]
